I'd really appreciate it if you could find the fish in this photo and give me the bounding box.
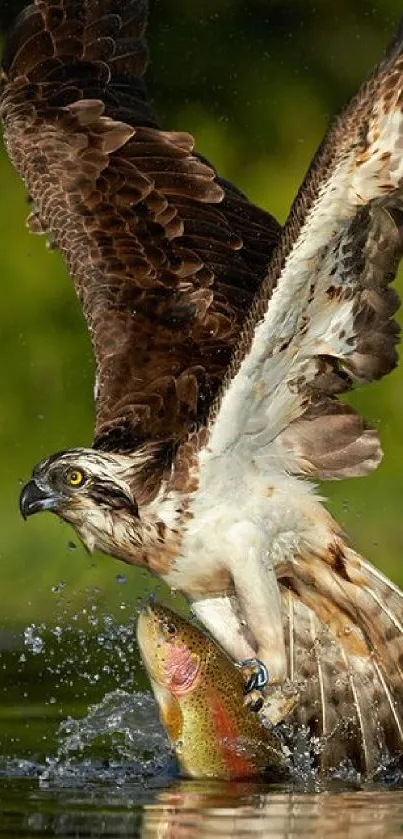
[137,602,290,780]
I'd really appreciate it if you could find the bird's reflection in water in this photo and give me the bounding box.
[142,781,403,839]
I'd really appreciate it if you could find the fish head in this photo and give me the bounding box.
[137,603,208,746]
[137,603,206,695]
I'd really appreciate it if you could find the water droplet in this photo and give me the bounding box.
[116,574,127,585]
[24,624,44,655]
[51,581,66,594]
[53,625,63,641]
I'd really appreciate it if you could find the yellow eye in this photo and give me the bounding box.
[67,469,84,488]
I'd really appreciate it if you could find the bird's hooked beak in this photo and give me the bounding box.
[19,479,55,519]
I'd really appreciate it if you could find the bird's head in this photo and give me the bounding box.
[19,448,146,559]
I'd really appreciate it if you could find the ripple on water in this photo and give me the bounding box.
[1,775,403,838]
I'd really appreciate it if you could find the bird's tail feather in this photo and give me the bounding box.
[278,533,403,775]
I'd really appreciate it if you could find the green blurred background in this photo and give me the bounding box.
[0,0,402,630]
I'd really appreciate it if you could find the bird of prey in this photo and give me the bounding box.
[2,1,403,702]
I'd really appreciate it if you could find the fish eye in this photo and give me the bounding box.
[167,623,177,635]
[66,468,85,488]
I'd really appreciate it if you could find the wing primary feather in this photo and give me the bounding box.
[371,658,403,746]
[338,644,371,774]
[364,588,403,637]
[308,610,327,737]
[288,589,295,683]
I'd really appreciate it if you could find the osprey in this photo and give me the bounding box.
[2,1,403,703]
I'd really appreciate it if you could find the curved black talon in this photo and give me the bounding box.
[245,690,264,713]
[238,658,269,693]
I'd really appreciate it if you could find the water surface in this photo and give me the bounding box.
[2,768,403,838]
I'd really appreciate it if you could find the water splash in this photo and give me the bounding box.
[40,689,174,787]
[20,583,145,700]
[0,582,179,787]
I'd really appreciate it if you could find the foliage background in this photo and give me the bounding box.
[0,0,402,629]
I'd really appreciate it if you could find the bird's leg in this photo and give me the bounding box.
[190,594,258,664]
[190,595,268,711]
[227,524,288,692]
[191,525,288,707]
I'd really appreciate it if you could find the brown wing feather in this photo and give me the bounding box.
[0,0,280,456]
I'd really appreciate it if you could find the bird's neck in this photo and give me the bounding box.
[77,487,186,577]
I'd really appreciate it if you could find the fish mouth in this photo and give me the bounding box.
[19,479,56,519]
[137,605,163,682]
[137,603,175,648]
[137,603,158,639]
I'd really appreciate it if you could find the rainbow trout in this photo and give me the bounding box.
[137,603,289,780]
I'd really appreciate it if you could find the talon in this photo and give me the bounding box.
[237,658,269,693]
[244,689,264,713]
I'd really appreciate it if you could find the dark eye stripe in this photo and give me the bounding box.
[89,481,139,515]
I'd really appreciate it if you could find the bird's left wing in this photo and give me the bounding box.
[209,20,403,481]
